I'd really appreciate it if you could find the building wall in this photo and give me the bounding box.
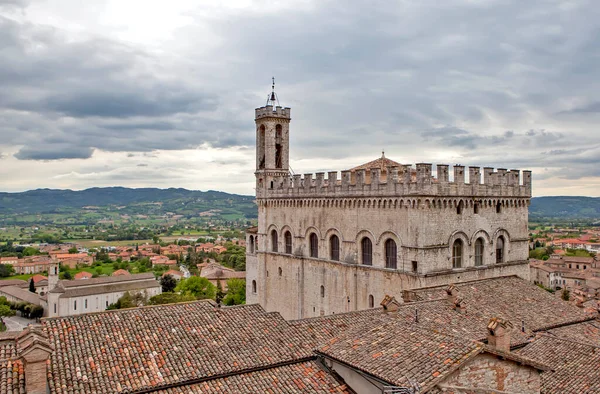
[259,200,528,273]
[47,286,161,317]
[439,353,541,394]
[258,253,528,320]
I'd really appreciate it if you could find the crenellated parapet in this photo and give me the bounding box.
[261,164,532,199]
[255,105,291,120]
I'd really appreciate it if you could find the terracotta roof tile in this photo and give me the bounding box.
[154,361,353,394]
[42,302,313,394]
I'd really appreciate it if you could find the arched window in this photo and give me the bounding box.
[258,125,266,169]
[457,200,463,215]
[330,235,340,261]
[496,201,502,213]
[284,231,292,254]
[496,236,505,264]
[310,233,319,258]
[278,267,282,276]
[361,237,372,266]
[252,280,257,293]
[385,239,397,269]
[320,285,325,298]
[474,202,480,214]
[475,238,484,266]
[369,294,374,308]
[249,236,255,254]
[275,124,283,169]
[271,230,278,252]
[452,239,463,268]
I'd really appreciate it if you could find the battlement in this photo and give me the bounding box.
[260,164,532,199]
[255,105,291,119]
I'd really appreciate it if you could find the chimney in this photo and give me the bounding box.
[446,284,459,303]
[487,317,513,353]
[380,295,402,313]
[16,326,53,394]
[453,297,466,314]
[402,290,418,303]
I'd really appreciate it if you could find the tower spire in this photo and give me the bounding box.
[266,77,280,107]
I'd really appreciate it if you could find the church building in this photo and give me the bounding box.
[246,87,532,320]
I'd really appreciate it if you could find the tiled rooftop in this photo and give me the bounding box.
[410,276,588,333]
[42,301,313,394]
[517,334,600,394]
[154,361,353,394]
[0,359,25,394]
[317,319,481,391]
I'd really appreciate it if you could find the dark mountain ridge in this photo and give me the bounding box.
[0,188,598,221]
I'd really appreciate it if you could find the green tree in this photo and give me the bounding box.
[22,247,40,256]
[0,264,14,278]
[0,304,15,326]
[160,274,177,293]
[62,271,72,280]
[95,266,103,276]
[176,277,216,300]
[215,280,225,305]
[223,279,246,306]
[29,278,36,293]
[148,292,196,305]
[561,288,570,301]
[68,247,79,254]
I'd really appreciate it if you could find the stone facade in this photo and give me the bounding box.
[247,96,532,320]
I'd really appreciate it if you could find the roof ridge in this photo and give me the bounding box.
[40,299,217,321]
[539,331,600,349]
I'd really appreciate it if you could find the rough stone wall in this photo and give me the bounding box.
[258,253,529,320]
[438,353,541,394]
[260,199,529,273]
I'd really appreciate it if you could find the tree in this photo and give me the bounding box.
[176,277,216,300]
[0,264,14,278]
[160,274,177,293]
[561,288,570,301]
[62,271,72,280]
[68,247,79,254]
[148,293,196,305]
[0,304,15,326]
[29,278,36,293]
[215,280,225,305]
[95,266,103,276]
[223,279,246,306]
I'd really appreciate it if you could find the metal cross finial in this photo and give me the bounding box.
[272,76,275,92]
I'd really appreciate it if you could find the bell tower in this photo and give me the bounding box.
[255,78,291,198]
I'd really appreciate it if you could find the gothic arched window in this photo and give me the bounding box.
[271,230,278,253]
[475,238,484,266]
[320,285,325,298]
[275,124,283,169]
[284,231,292,254]
[496,236,505,264]
[369,294,374,308]
[310,233,319,258]
[258,125,266,169]
[330,235,340,261]
[361,237,372,266]
[252,280,257,293]
[385,239,397,269]
[452,239,463,268]
[249,236,255,254]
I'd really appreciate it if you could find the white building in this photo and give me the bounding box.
[47,269,161,317]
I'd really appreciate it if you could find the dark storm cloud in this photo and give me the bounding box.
[421,127,516,150]
[14,145,94,160]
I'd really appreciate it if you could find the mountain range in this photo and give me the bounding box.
[0,188,598,223]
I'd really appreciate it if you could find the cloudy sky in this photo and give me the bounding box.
[1,0,599,196]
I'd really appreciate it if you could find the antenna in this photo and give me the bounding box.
[266,77,280,107]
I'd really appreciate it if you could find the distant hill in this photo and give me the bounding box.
[0,187,257,225]
[530,196,600,221]
[0,188,597,225]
